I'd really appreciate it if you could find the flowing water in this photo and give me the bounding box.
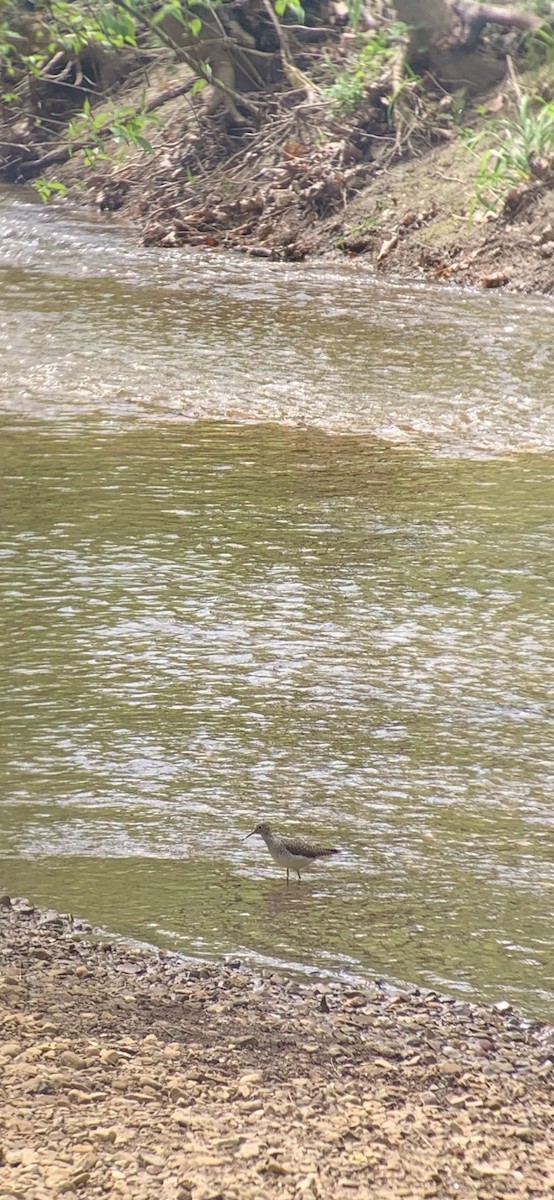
[1,189,554,1017]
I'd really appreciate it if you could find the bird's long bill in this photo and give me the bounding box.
[242,830,256,841]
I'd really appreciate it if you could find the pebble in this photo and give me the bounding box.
[0,1043,22,1060]
[94,1129,117,1144]
[34,1080,55,1095]
[265,1159,288,1176]
[237,1140,261,1160]
[67,1089,94,1103]
[100,1049,119,1066]
[172,1109,194,1127]
[57,1171,90,1193]
[59,1051,84,1070]
[40,911,65,928]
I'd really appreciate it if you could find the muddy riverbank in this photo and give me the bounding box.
[1,895,554,1200]
[1,4,553,295]
[21,59,554,296]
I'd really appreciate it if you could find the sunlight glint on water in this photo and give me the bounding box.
[0,190,553,1017]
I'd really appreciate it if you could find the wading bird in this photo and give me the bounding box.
[243,821,340,883]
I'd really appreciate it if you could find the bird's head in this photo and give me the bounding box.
[243,821,271,841]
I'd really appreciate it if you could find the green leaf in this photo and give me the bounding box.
[33,177,68,203]
[151,3,186,26]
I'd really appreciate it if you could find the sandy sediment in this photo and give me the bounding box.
[1,894,554,1200]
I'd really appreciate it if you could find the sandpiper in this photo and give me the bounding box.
[243,821,340,883]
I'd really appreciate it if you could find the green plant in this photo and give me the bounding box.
[521,22,554,70]
[443,88,468,128]
[346,0,364,35]
[465,93,554,218]
[341,213,380,241]
[33,177,68,202]
[325,25,406,116]
[274,0,304,18]
[67,95,157,157]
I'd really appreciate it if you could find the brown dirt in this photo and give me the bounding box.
[2,894,554,1200]
[19,48,551,296]
[3,34,553,297]
[340,137,554,292]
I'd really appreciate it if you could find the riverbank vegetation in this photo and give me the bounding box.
[1,0,553,290]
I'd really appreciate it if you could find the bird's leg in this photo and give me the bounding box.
[297,870,301,882]
[286,868,289,885]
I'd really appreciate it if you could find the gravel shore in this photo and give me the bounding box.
[1,894,554,1200]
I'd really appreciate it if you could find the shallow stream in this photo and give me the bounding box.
[1,189,553,1015]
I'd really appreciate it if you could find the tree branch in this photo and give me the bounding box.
[17,77,198,179]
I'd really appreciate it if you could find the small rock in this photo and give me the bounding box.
[137,1152,165,1169]
[480,272,510,289]
[237,1072,263,1087]
[67,1089,93,1103]
[237,1140,261,1160]
[57,1171,90,1193]
[40,910,64,927]
[94,1128,117,1144]
[0,1042,22,1060]
[494,1001,512,1015]
[136,1074,161,1091]
[163,1044,181,1060]
[264,1159,288,1176]
[59,1051,84,1070]
[99,1049,119,1066]
[172,1109,193,1127]
[438,1060,461,1075]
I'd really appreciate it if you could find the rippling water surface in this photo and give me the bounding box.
[1,190,554,1016]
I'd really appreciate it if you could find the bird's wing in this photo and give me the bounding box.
[284,838,340,859]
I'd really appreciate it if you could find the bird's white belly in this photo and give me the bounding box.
[268,846,313,872]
